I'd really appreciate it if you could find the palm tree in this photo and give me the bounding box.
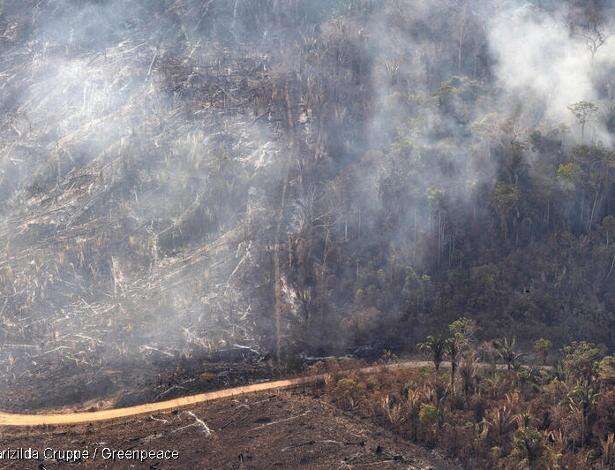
[567,381,600,445]
[482,406,516,450]
[513,427,546,469]
[460,350,478,396]
[494,337,523,371]
[446,335,461,392]
[418,335,447,372]
[404,388,423,442]
[601,433,615,468]
[532,338,552,366]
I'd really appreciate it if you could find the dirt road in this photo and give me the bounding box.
[0,391,457,469]
[1,360,535,428]
[0,361,435,427]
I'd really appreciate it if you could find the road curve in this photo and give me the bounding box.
[0,361,435,427]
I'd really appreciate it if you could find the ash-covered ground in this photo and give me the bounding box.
[1,0,298,408]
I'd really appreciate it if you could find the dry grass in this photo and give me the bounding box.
[320,354,615,469]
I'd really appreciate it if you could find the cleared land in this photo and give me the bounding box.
[0,390,456,469]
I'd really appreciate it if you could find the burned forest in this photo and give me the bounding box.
[0,1,614,469]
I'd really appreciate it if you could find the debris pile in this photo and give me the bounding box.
[0,0,295,406]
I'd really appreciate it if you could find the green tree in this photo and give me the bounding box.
[562,341,605,385]
[494,337,523,371]
[449,316,478,346]
[568,380,601,445]
[532,338,552,366]
[445,335,461,392]
[418,335,447,372]
[512,427,547,469]
[597,355,615,385]
[446,317,478,392]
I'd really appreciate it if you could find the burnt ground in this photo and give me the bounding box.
[0,349,377,413]
[0,356,282,413]
[0,391,456,470]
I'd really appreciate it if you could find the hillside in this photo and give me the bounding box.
[0,1,614,468]
[1,0,614,383]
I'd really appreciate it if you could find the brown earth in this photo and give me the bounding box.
[0,391,456,469]
[0,357,279,413]
[0,362,436,426]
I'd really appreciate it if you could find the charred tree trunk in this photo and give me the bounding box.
[272,77,296,363]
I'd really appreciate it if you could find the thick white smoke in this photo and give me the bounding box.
[488,3,615,142]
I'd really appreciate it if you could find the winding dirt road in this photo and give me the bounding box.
[0,361,435,427]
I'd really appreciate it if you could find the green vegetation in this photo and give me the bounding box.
[323,320,615,468]
[0,0,613,421]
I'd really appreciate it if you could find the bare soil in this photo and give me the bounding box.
[0,391,455,469]
[0,357,279,413]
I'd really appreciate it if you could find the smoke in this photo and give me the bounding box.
[0,0,285,385]
[0,0,614,406]
[488,2,615,142]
